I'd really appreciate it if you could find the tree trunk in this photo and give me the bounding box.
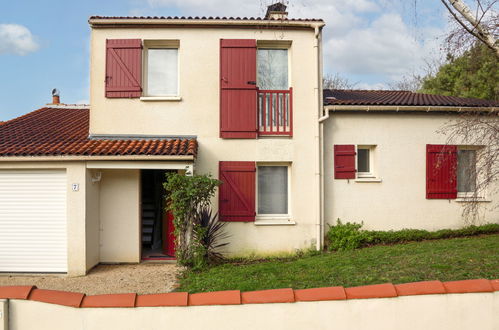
[444,0,499,57]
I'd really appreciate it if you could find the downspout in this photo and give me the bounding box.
[313,23,325,251]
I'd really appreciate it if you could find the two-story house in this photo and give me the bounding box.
[0,5,325,276]
[0,4,497,276]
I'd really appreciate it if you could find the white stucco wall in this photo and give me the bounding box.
[7,292,499,330]
[324,112,499,230]
[85,169,100,271]
[89,25,322,254]
[99,169,141,263]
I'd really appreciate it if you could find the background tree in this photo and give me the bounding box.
[420,43,499,100]
[323,73,357,90]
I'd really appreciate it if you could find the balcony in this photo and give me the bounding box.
[257,88,293,136]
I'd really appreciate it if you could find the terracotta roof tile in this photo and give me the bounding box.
[89,16,324,22]
[136,292,188,307]
[241,288,295,304]
[0,107,197,157]
[29,288,85,307]
[0,285,35,299]
[81,293,137,308]
[294,286,346,302]
[324,89,498,107]
[188,290,241,306]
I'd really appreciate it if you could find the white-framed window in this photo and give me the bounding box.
[257,48,289,90]
[356,145,376,178]
[457,147,478,197]
[256,163,291,221]
[143,40,179,99]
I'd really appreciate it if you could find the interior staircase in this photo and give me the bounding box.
[141,171,159,249]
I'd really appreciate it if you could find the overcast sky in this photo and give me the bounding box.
[0,0,449,121]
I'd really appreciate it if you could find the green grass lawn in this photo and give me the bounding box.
[178,234,499,293]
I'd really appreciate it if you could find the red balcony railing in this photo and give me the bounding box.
[257,88,293,136]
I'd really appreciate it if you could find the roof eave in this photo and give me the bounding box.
[324,105,498,113]
[0,155,196,162]
[88,18,325,29]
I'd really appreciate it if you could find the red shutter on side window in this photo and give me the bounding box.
[219,161,256,222]
[105,39,142,98]
[426,144,458,199]
[220,39,258,139]
[334,145,356,179]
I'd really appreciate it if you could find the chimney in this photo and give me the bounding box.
[51,88,61,105]
[265,2,288,20]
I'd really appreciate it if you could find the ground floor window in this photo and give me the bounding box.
[457,148,477,196]
[357,145,376,178]
[257,164,289,218]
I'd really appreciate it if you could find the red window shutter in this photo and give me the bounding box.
[105,39,142,98]
[220,39,257,139]
[426,144,458,199]
[219,161,256,222]
[334,145,356,179]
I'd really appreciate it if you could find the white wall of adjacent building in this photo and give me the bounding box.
[323,112,499,230]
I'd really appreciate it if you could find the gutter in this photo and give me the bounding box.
[324,105,498,112]
[313,23,325,251]
[0,155,195,162]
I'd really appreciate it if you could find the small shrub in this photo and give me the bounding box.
[163,173,221,268]
[325,220,499,251]
[326,219,373,251]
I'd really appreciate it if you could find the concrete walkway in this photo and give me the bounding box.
[0,263,181,295]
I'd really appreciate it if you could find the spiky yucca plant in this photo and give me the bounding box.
[196,207,230,264]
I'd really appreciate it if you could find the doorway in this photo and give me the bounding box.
[141,170,176,260]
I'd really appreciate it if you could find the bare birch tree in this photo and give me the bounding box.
[440,0,498,57]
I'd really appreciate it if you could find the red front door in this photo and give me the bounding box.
[162,211,176,257]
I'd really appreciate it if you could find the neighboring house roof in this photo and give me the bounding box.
[324,90,498,108]
[88,15,323,22]
[0,107,197,158]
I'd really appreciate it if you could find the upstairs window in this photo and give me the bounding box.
[143,40,179,98]
[257,48,289,90]
[219,39,292,138]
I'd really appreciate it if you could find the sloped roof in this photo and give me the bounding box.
[0,107,197,157]
[324,90,498,107]
[89,15,323,22]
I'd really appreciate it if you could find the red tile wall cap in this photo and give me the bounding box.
[443,279,494,294]
[490,279,499,291]
[345,283,398,299]
[294,286,346,302]
[241,288,295,304]
[395,281,446,296]
[28,288,85,308]
[188,290,241,306]
[0,285,35,300]
[136,292,188,307]
[81,293,137,308]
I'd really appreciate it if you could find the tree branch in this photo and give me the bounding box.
[441,0,499,58]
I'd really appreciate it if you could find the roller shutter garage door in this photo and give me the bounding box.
[0,170,67,273]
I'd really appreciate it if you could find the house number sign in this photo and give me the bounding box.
[72,183,80,192]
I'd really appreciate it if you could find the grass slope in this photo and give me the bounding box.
[179,234,499,293]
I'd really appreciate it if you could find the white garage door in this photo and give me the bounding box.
[0,170,67,273]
